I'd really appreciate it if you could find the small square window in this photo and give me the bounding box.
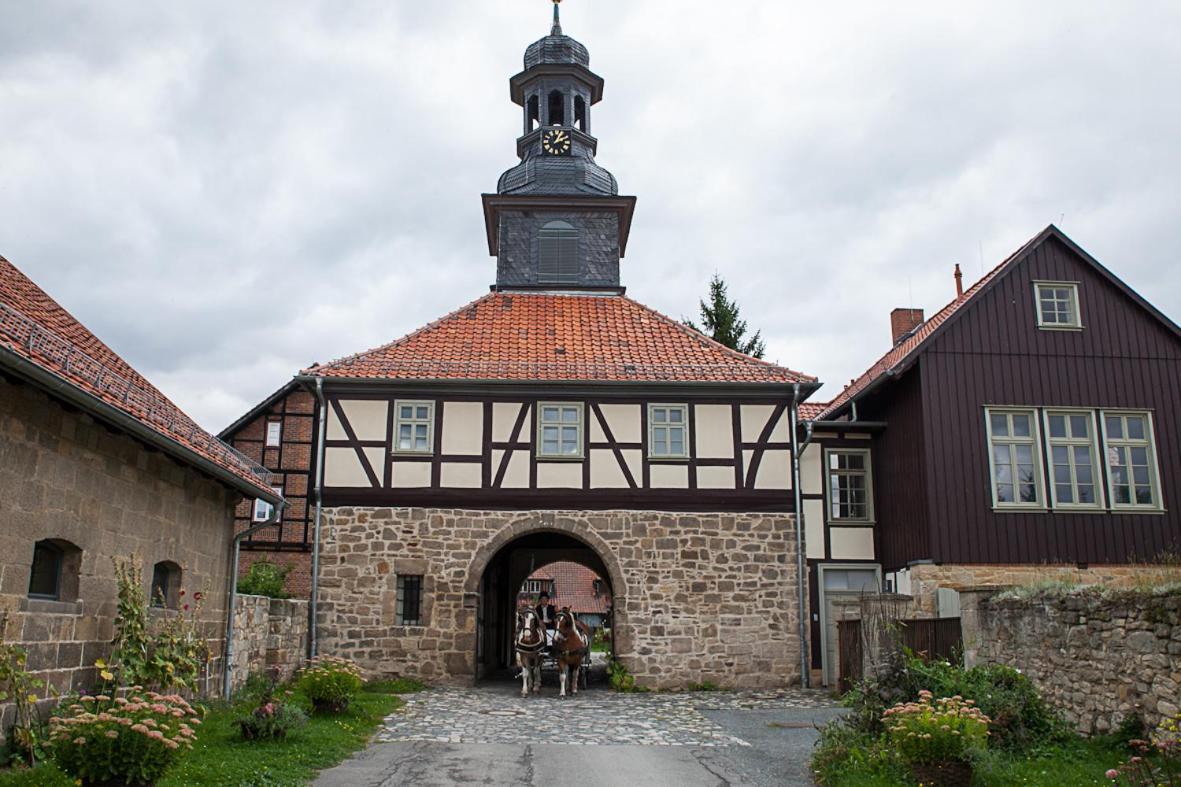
[1034,282,1081,329]
[252,487,282,522]
[648,404,689,458]
[394,400,435,454]
[265,421,282,447]
[396,575,423,626]
[537,403,583,458]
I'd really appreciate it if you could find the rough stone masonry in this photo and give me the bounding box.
[315,508,803,690]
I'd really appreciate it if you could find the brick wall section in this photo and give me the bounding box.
[238,550,313,599]
[961,587,1181,735]
[0,375,237,730]
[316,507,803,690]
[229,594,308,690]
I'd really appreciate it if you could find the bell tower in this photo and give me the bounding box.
[482,0,637,293]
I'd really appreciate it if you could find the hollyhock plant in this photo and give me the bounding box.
[47,689,201,786]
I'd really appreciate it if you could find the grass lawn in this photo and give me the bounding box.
[818,738,1129,786]
[0,679,420,787]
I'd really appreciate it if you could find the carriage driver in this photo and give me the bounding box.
[536,592,558,650]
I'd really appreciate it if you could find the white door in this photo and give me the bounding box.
[819,566,881,688]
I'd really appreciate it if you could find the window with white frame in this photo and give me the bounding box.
[1044,410,1103,508]
[1102,411,1162,509]
[265,420,282,447]
[253,487,283,522]
[648,404,688,458]
[538,403,583,458]
[986,409,1044,507]
[394,401,434,454]
[1034,282,1081,329]
[826,449,874,523]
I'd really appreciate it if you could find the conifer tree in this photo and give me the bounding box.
[684,274,766,359]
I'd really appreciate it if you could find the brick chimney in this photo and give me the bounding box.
[890,308,925,344]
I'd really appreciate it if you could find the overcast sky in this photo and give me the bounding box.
[2,1,1179,431]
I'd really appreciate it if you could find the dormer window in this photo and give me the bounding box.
[538,221,580,283]
[1034,281,1081,329]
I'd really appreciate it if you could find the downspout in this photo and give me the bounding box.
[789,383,811,689]
[223,498,286,700]
[308,377,328,658]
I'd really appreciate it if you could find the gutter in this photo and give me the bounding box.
[0,347,280,505]
[223,498,286,700]
[789,383,812,689]
[307,377,328,658]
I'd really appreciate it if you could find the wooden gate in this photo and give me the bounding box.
[835,617,962,693]
[837,619,863,694]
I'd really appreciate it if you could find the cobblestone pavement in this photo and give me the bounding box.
[375,685,837,748]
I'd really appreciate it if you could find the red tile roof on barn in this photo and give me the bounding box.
[817,229,1048,420]
[797,402,828,420]
[527,562,611,616]
[306,292,815,385]
[0,256,279,500]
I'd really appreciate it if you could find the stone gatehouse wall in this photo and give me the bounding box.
[316,507,803,690]
[230,594,309,691]
[961,587,1181,734]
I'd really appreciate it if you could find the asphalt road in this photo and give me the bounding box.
[315,705,847,786]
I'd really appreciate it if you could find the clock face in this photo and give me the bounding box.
[541,128,572,156]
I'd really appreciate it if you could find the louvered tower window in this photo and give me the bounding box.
[538,221,580,283]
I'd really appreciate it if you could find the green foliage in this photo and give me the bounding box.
[236,559,292,599]
[687,681,720,692]
[46,690,200,786]
[1107,712,1181,786]
[684,273,766,358]
[606,659,647,693]
[296,657,363,714]
[882,691,990,766]
[0,617,51,768]
[811,719,910,786]
[110,555,153,687]
[234,670,306,742]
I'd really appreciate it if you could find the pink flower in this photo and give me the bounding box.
[105,730,118,740]
[148,730,164,740]
[131,724,149,734]
[1106,769,1119,780]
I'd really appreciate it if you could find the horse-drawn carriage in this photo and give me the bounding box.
[514,607,592,697]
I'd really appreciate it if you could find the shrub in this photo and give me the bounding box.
[296,656,363,714]
[606,659,647,693]
[234,668,306,741]
[236,559,292,599]
[883,691,991,766]
[811,718,908,785]
[0,618,51,767]
[47,690,200,786]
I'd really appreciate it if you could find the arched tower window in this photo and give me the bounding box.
[28,538,82,601]
[547,90,565,126]
[538,221,580,283]
[574,95,587,132]
[527,95,540,132]
[151,561,182,609]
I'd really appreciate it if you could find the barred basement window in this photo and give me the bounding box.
[538,221,580,283]
[396,575,423,626]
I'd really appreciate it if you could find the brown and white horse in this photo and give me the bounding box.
[514,609,545,697]
[553,608,591,697]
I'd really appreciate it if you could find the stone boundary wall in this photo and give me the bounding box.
[230,594,308,691]
[961,587,1181,734]
[317,507,803,690]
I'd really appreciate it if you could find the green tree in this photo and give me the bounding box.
[684,273,766,358]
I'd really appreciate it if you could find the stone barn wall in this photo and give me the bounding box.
[229,595,309,690]
[316,507,803,690]
[961,587,1181,734]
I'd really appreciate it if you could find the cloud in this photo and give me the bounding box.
[1,0,1178,430]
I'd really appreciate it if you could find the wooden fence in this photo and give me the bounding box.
[836,617,963,693]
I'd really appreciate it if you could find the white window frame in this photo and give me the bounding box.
[984,407,1046,510]
[648,403,689,459]
[1100,409,1164,512]
[393,400,435,455]
[1042,409,1105,511]
[536,402,584,459]
[252,487,283,522]
[1033,281,1082,330]
[824,448,875,524]
[265,420,282,447]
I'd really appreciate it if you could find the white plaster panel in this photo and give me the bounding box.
[621,449,642,483]
[649,463,689,489]
[601,404,641,443]
[804,499,825,559]
[500,451,530,488]
[590,410,607,443]
[800,444,823,496]
[492,403,529,442]
[537,462,583,489]
[326,406,346,441]
[363,447,385,483]
[740,404,776,442]
[324,447,367,487]
[829,527,876,560]
[694,405,734,459]
[589,449,627,488]
[339,400,389,442]
[440,462,481,488]
[696,465,735,489]
[441,402,483,455]
[755,449,791,490]
[391,461,431,489]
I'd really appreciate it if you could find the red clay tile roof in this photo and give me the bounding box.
[798,402,828,420]
[818,230,1046,420]
[0,256,278,500]
[526,562,611,616]
[307,292,815,385]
